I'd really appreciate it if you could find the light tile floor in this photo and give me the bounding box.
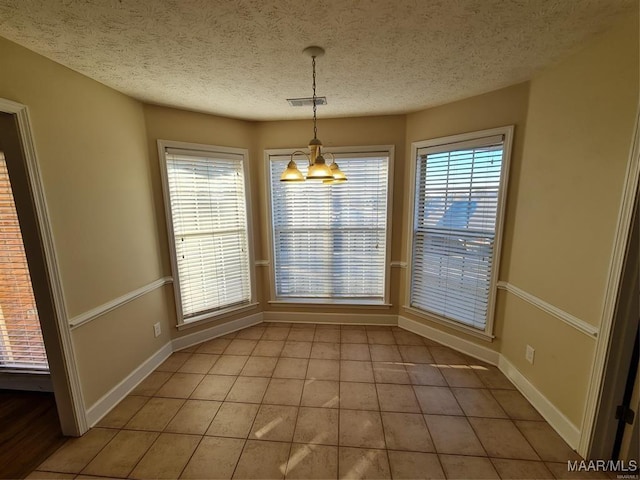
[28,323,601,480]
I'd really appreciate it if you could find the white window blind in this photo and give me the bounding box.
[411,134,506,330]
[0,151,48,370]
[163,147,251,320]
[269,153,389,301]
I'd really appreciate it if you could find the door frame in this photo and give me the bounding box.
[581,107,640,457]
[0,98,87,436]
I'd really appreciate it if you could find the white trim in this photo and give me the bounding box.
[255,260,270,267]
[0,98,87,435]
[390,261,407,268]
[498,355,581,449]
[69,277,173,329]
[264,145,395,305]
[406,126,514,338]
[157,140,257,327]
[580,108,640,456]
[497,282,599,338]
[85,342,173,427]
[403,136,418,309]
[402,306,495,342]
[268,300,392,309]
[263,311,397,326]
[398,315,500,365]
[384,146,395,305]
[172,312,263,351]
[487,126,514,336]
[176,303,260,331]
[264,149,277,308]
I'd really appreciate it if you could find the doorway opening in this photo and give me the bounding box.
[0,149,49,373]
[0,102,86,477]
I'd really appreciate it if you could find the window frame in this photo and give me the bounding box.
[405,126,513,340]
[265,145,395,307]
[158,139,257,328]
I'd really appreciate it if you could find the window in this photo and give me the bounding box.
[0,151,48,370]
[409,127,512,333]
[268,148,392,303]
[159,141,253,324]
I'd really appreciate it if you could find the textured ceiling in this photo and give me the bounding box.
[0,0,635,120]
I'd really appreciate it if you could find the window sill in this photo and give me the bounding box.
[177,302,260,331]
[269,299,392,309]
[402,305,495,342]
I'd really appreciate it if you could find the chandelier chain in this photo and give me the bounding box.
[312,55,317,139]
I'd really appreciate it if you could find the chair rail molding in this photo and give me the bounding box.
[390,261,407,268]
[497,281,599,338]
[69,277,173,329]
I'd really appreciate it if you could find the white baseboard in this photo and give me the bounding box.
[85,342,173,427]
[172,312,264,351]
[263,311,397,326]
[398,315,500,365]
[498,355,581,449]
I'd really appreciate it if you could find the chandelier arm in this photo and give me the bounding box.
[290,150,311,165]
[323,152,335,164]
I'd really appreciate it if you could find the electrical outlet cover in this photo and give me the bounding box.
[525,345,535,364]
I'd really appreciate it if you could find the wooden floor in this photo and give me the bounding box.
[0,389,66,479]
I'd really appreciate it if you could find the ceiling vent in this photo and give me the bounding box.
[287,96,327,107]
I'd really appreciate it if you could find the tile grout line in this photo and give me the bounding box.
[87,368,186,479]
[228,324,270,480]
[229,323,308,479]
[172,328,251,479]
[171,349,234,480]
[406,342,449,478]
[337,326,344,479]
[368,329,393,477]
[511,414,571,463]
[283,323,317,479]
[135,347,215,480]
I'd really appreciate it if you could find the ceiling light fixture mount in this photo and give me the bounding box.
[280,46,347,184]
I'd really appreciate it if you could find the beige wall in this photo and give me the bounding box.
[0,37,167,406]
[499,14,638,426]
[506,15,638,324]
[401,82,531,351]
